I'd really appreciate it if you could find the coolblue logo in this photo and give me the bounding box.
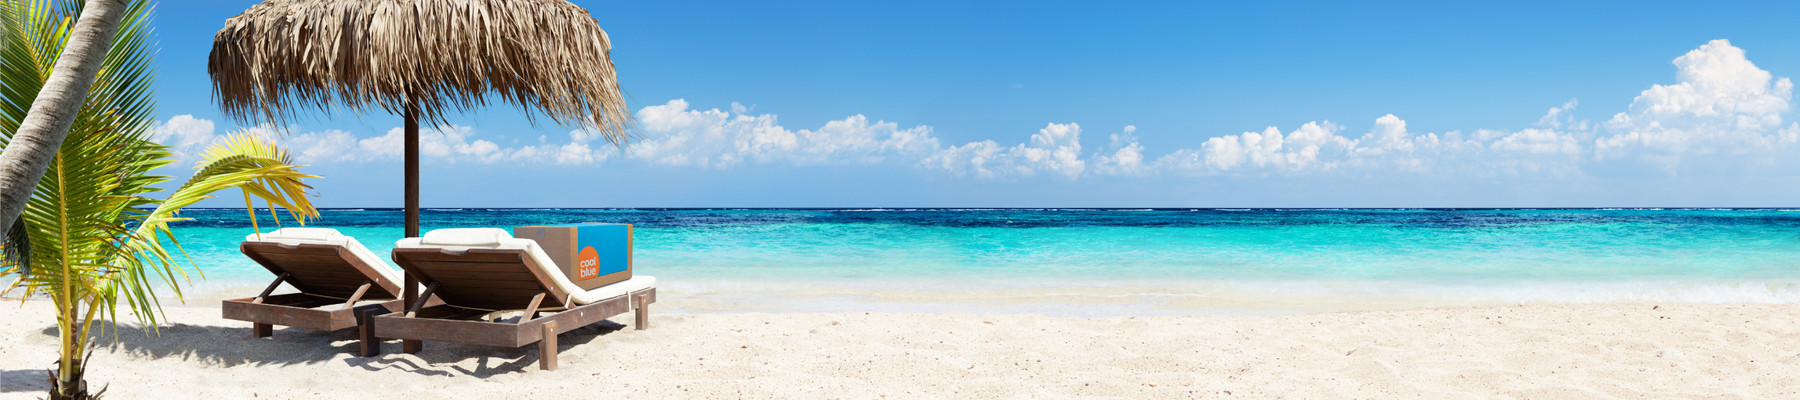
[577,246,599,281]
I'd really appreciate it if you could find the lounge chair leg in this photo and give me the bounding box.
[358,308,381,357]
[252,323,272,338]
[634,294,650,330]
[539,321,558,371]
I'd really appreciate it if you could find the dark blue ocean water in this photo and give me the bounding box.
[159,208,1800,314]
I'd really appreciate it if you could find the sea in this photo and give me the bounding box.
[132,208,1800,316]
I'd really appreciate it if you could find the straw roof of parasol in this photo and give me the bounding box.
[208,0,631,145]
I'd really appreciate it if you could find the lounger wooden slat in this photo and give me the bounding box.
[224,238,412,341]
[384,248,564,310]
[425,276,547,291]
[277,270,375,283]
[240,242,403,299]
[408,269,541,283]
[371,246,655,370]
[375,261,538,275]
[223,294,401,332]
[254,252,370,266]
[410,306,491,320]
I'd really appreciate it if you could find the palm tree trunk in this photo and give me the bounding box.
[0,0,129,234]
[54,301,79,399]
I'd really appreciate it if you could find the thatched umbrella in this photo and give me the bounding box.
[208,0,630,352]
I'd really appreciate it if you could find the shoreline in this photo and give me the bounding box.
[3,300,1797,398]
[86,276,1800,318]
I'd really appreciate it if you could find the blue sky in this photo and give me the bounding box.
[150,1,1800,207]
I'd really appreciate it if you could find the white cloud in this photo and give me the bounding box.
[550,143,601,164]
[149,115,216,158]
[1491,129,1582,156]
[1535,99,1588,131]
[1136,39,1796,179]
[1597,39,1795,162]
[150,118,611,166]
[924,123,1087,179]
[147,40,1798,181]
[630,100,1103,180]
[274,128,363,162]
[1150,110,1589,178]
[1194,121,1355,173]
[630,99,938,168]
[568,127,606,144]
[1091,126,1147,176]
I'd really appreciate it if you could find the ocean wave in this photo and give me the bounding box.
[607,278,1800,316]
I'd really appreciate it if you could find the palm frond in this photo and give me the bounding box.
[0,0,161,324]
[1,216,29,275]
[113,132,318,328]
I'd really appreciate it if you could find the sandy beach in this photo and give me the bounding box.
[3,300,1797,399]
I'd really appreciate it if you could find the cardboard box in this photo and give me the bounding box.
[513,224,632,290]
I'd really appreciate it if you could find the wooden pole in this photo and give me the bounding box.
[402,102,422,354]
[404,102,420,238]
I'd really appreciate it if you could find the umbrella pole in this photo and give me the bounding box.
[402,102,423,354]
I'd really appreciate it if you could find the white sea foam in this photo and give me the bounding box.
[642,277,1800,317]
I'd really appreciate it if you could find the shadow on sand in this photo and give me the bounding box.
[348,320,630,378]
[31,317,633,379]
[1,368,49,393]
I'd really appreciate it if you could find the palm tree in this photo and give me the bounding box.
[0,1,321,399]
[0,0,133,237]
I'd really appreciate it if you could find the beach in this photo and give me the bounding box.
[4,300,1798,399]
[8,209,1800,398]
[12,126,1800,397]
[0,0,1790,396]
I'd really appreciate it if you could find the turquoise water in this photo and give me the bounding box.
[145,208,1800,315]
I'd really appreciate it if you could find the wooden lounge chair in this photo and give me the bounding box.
[368,228,657,371]
[223,228,408,340]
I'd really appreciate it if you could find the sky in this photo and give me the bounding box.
[146,1,1800,208]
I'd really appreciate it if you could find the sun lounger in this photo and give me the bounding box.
[369,228,656,370]
[222,228,408,341]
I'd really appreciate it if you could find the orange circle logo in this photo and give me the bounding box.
[576,246,600,280]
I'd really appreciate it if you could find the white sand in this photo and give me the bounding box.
[3,300,1799,399]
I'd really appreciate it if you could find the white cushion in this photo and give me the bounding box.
[421,228,512,246]
[244,227,403,290]
[571,275,655,305]
[245,227,343,243]
[397,228,655,306]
